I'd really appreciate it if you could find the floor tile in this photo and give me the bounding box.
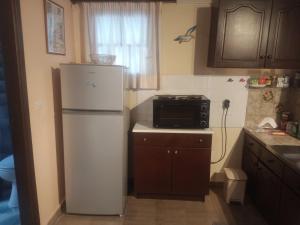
[55,187,267,225]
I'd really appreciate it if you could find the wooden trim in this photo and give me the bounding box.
[0,0,40,225]
[52,68,66,204]
[71,0,176,4]
[47,203,63,225]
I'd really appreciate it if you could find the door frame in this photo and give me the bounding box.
[0,0,40,225]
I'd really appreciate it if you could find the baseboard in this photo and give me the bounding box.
[47,201,65,225]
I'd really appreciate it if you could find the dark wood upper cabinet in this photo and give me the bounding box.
[266,0,300,69]
[208,0,300,69]
[208,0,272,68]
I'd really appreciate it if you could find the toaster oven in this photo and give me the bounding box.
[153,95,210,129]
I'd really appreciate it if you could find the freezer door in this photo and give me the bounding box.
[60,64,124,111]
[63,111,126,215]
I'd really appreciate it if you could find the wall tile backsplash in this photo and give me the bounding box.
[130,75,249,128]
[245,88,289,128]
[130,75,300,129]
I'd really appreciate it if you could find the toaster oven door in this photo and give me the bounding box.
[154,103,199,128]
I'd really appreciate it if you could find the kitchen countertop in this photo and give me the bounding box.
[133,122,214,134]
[244,127,300,147]
[244,127,300,175]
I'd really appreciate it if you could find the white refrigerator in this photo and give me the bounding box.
[60,64,129,215]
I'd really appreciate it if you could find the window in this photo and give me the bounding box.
[83,2,160,89]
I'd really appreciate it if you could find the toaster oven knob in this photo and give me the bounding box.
[201,112,208,119]
[200,104,208,111]
[200,121,208,128]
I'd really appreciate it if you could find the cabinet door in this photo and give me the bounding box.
[256,162,281,225]
[266,0,300,69]
[279,186,300,225]
[242,149,258,197]
[172,148,211,195]
[134,146,172,194]
[211,0,272,67]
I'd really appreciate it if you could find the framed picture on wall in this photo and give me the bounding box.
[44,0,66,55]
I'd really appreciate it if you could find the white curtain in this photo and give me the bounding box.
[82,2,160,89]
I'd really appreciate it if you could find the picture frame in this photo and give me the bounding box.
[44,0,66,55]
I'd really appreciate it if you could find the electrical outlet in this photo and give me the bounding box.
[223,99,230,109]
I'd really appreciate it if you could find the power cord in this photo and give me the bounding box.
[211,99,230,164]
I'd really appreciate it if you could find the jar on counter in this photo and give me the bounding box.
[280,111,292,131]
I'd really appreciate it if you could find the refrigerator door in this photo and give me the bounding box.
[63,111,126,215]
[60,64,124,111]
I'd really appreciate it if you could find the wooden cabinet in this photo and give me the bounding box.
[208,0,272,68]
[242,148,258,197]
[279,186,300,225]
[243,134,282,225]
[172,148,211,195]
[134,146,172,194]
[266,0,300,69]
[133,132,212,200]
[256,162,281,225]
[279,167,300,225]
[208,0,300,69]
[243,133,300,225]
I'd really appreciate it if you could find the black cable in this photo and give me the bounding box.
[222,108,228,160]
[211,107,228,164]
[211,108,225,164]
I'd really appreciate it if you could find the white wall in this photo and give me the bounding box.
[20,0,76,224]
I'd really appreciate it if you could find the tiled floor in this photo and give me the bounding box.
[55,188,268,225]
[0,200,20,225]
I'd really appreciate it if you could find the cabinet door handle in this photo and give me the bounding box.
[174,150,178,155]
[267,55,272,59]
[167,150,171,154]
[143,138,147,142]
[199,139,203,143]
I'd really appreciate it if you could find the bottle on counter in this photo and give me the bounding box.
[277,75,290,88]
[291,72,300,88]
[286,121,299,137]
[280,111,292,131]
[271,75,278,87]
[297,122,300,139]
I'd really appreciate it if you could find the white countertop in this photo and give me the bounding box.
[132,122,214,134]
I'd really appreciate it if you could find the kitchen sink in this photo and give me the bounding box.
[270,145,300,162]
[283,153,300,160]
[271,145,300,154]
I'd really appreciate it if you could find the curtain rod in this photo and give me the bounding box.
[71,0,176,4]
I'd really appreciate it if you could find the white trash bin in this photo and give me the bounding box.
[224,168,247,205]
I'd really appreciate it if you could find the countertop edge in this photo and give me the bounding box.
[132,123,214,134]
[132,129,214,134]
